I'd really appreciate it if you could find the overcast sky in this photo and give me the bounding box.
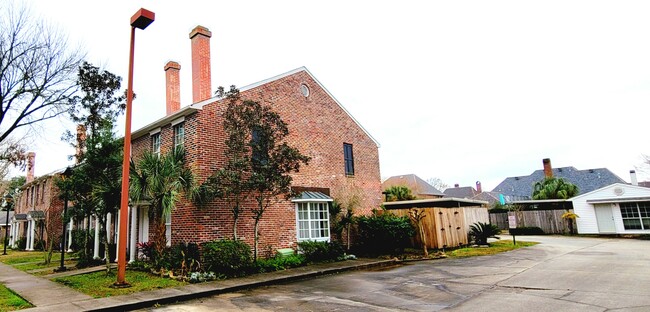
[14,0,650,191]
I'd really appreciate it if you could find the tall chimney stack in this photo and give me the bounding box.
[26,152,35,183]
[165,61,181,115]
[630,170,638,186]
[190,25,212,103]
[543,158,553,178]
[76,124,87,164]
[476,181,482,193]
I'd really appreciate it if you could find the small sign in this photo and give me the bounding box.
[508,215,517,229]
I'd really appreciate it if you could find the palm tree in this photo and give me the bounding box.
[532,177,579,234]
[532,177,579,200]
[130,147,195,259]
[384,185,416,202]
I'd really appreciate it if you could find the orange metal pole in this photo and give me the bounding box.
[116,26,136,287]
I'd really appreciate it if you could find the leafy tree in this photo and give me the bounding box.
[245,99,310,261]
[130,147,196,260]
[0,2,84,144]
[64,62,126,140]
[56,63,125,268]
[532,177,579,200]
[384,185,416,201]
[195,87,249,240]
[198,86,309,260]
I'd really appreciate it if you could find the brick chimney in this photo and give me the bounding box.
[476,181,482,193]
[165,61,181,115]
[630,170,638,186]
[26,152,35,183]
[75,124,87,164]
[543,158,553,178]
[189,25,212,103]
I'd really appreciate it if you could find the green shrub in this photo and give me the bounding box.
[255,254,306,273]
[169,242,201,274]
[509,227,545,235]
[202,239,253,277]
[297,241,344,262]
[469,222,501,245]
[355,212,415,255]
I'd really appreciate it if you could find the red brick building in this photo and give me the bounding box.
[128,25,381,254]
[9,153,66,251]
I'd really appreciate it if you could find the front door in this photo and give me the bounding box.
[595,204,616,233]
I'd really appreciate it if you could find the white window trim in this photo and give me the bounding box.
[170,116,185,126]
[165,213,172,247]
[295,201,331,242]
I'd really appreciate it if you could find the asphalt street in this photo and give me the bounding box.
[144,236,650,311]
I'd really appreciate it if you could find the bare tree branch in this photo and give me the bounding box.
[0,1,84,143]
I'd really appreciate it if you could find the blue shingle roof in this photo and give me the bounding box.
[492,167,625,199]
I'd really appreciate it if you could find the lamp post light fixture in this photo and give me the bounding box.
[115,8,154,287]
[3,193,13,255]
[55,166,73,272]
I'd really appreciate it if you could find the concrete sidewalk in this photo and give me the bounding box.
[3,258,399,312]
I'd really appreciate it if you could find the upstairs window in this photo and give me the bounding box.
[344,143,354,176]
[173,123,185,150]
[151,133,161,156]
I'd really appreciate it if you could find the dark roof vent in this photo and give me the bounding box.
[558,168,563,172]
[589,169,594,173]
[515,177,520,180]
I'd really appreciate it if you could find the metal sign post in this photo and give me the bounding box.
[508,215,517,246]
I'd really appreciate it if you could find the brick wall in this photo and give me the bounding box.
[131,69,381,251]
[14,175,65,246]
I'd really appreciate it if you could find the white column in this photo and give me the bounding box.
[114,210,120,262]
[129,206,138,263]
[93,215,100,259]
[26,220,34,250]
[106,213,112,244]
[67,219,73,252]
[9,221,14,246]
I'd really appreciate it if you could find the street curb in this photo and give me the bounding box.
[85,259,400,312]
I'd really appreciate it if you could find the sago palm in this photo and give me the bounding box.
[130,147,195,258]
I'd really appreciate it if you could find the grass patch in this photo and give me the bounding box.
[448,240,538,258]
[0,283,33,311]
[0,250,61,266]
[53,270,187,298]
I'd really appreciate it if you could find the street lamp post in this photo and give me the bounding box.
[56,167,73,272]
[115,8,154,287]
[3,194,13,255]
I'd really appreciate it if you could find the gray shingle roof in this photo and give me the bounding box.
[492,167,626,199]
[443,186,478,199]
[382,174,445,197]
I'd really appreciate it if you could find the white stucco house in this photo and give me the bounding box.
[573,183,650,234]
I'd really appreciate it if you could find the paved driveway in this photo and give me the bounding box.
[147,236,650,311]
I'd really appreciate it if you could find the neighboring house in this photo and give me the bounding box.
[126,25,381,256]
[9,153,66,251]
[572,183,650,234]
[381,174,444,199]
[471,191,502,207]
[444,181,481,198]
[492,158,626,200]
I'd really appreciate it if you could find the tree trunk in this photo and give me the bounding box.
[233,214,239,241]
[419,226,428,257]
[346,224,351,251]
[253,218,260,261]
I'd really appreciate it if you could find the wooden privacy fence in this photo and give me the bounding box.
[390,207,488,249]
[489,209,572,234]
